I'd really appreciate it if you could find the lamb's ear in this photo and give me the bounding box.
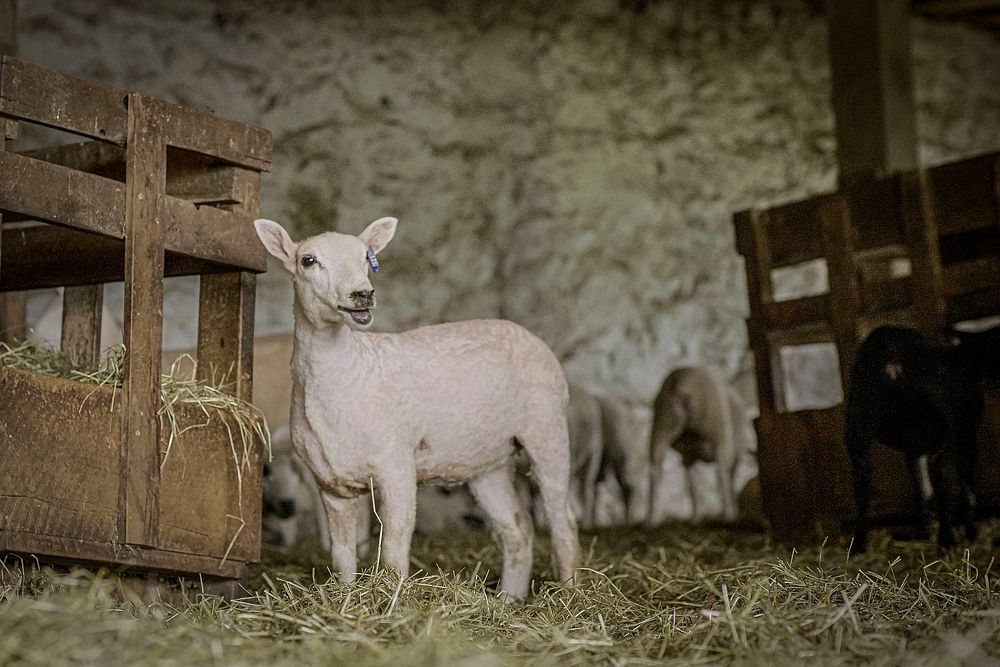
[358,216,397,254]
[254,219,298,272]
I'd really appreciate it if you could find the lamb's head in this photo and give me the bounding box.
[254,217,397,330]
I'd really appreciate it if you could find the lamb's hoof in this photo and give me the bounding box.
[965,523,979,542]
[936,530,957,550]
[497,590,526,605]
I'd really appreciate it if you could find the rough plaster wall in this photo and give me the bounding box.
[15,0,1000,515]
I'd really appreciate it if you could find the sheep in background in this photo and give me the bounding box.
[262,423,346,550]
[566,384,604,529]
[264,422,489,551]
[598,397,654,525]
[648,366,748,523]
[414,485,489,534]
[517,383,605,530]
[846,326,983,552]
[254,216,580,601]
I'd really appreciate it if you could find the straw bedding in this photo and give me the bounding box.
[2,521,999,666]
[2,342,998,665]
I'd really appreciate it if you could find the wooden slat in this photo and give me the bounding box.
[946,288,1000,326]
[197,272,256,400]
[768,323,833,348]
[119,93,164,549]
[196,164,260,402]
[60,285,103,366]
[0,530,246,579]
[0,226,253,291]
[20,141,258,205]
[735,209,784,413]
[0,151,125,238]
[844,175,907,252]
[0,56,128,144]
[860,276,912,314]
[0,92,25,345]
[163,197,266,272]
[942,256,1000,297]
[901,170,949,344]
[197,164,262,561]
[925,153,999,237]
[762,294,830,331]
[758,198,825,268]
[0,152,266,272]
[0,57,271,170]
[156,97,272,172]
[820,196,862,394]
[913,0,1000,15]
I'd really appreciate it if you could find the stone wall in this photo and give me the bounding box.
[16,0,1000,412]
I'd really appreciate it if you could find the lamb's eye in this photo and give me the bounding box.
[300,255,316,268]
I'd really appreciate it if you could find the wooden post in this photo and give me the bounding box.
[820,196,861,392]
[901,170,948,344]
[0,0,25,345]
[0,0,14,55]
[735,209,784,415]
[196,172,260,403]
[826,0,918,183]
[119,93,166,548]
[61,285,103,366]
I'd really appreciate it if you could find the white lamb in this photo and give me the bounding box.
[254,216,580,600]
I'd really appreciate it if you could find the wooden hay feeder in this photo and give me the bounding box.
[734,151,1000,541]
[0,56,272,587]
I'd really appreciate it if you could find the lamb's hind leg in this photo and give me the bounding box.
[520,420,581,586]
[374,464,418,580]
[468,461,534,601]
[320,492,359,582]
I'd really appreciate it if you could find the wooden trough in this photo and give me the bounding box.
[734,151,1000,541]
[0,56,272,590]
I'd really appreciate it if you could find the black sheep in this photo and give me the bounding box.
[845,326,983,552]
[946,324,1000,381]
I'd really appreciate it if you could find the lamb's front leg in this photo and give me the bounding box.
[320,492,359,582]
[373,464,417,580]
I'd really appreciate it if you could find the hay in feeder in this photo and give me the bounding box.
[0,340,271,566]
[0,340,270,465]
[2,521,998,665]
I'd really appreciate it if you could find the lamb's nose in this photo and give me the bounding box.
[276,499,297,518]
[351,290,375,307]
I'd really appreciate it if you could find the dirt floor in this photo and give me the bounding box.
[2,520,999,666]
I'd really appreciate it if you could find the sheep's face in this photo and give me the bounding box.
[254,217,397,330]
[857,326,930,384]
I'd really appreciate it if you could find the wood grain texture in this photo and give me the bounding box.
[20,141,259,206]
[0,57,270,579]
[0,226,255,291]
[0,56,270,170]
[0,151,266,271]
[60,285,103,366]
[826,0,918,181]
[119,92,165,549]
[0,366,261,568]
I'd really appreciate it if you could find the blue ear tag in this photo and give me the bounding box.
[367,246,380,272]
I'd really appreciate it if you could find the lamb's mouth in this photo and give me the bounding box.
[339,307,373,326]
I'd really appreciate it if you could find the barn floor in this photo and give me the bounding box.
[2,520,999,666]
